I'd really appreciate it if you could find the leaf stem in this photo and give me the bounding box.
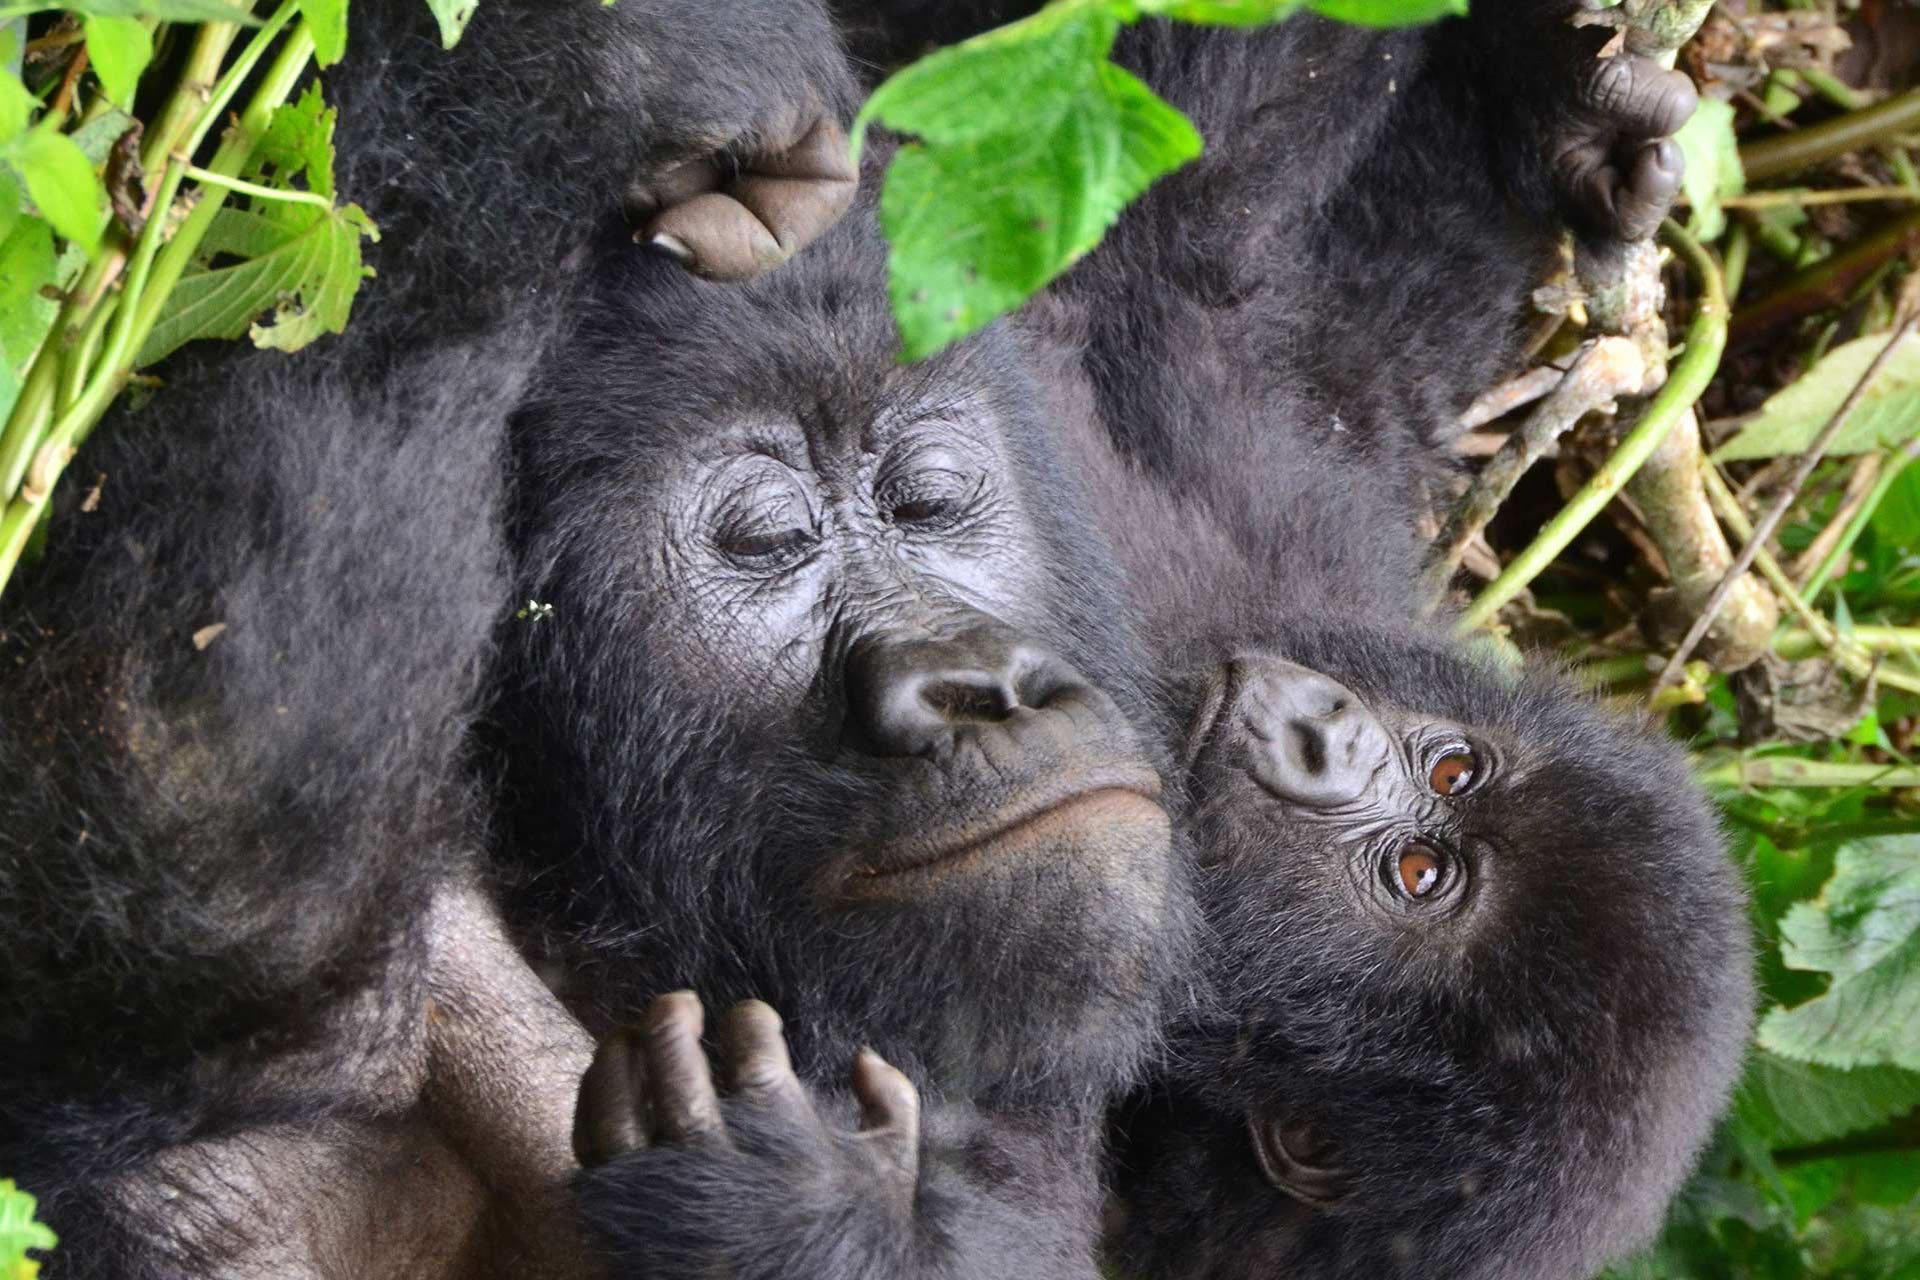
[1457,221,1727,633]
[1698,756,1920,789]
[1741,85,1920,184]
[1797,434,1920,603]
[178,163,332,207]
[1717,187,1920,209]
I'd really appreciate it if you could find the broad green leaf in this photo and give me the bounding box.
[0,211,54,421]
[425,0,477,47]
[136,85,373,364]
[1305,0,1465,25]
[0,69,33,144]
[0,168,21,246]
[1871,463,1920,552]
[863,7,1200,359]
[1674,96,1742,242]
[68,107,135,167]
[297,0,347,66]
[1757,835,1920,1070]
[82,15,150,106]
[1736,1051,1920,1147]
[6,128,102,256]
[255,82,339,199]
[1134,0,1304,23]
[1715,331,1920,462]
[0,1180,55,1280]
[36,0,256,22]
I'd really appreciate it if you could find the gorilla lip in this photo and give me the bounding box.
[843,766,1166,888]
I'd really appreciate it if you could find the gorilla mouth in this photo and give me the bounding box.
[842,766,1166,892]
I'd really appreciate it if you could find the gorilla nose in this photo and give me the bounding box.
[1236,658,1392,807]
[847,627,1083,758]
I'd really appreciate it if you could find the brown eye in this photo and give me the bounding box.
[1428,750,1477,796]
[1395,842,1446,899]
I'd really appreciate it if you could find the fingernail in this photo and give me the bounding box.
[751,227,787,268]
[647,232,695,267]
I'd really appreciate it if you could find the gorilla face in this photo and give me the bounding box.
[1162,627,1752,1279]
[498,220,1187,1109]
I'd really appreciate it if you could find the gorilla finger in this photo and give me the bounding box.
[643,193,784,283]
[720,1000,819,1131]
[1562,152,1628,241]
[1583,55,1698,139]
[623,156,723,226]
[641,991,727,1144]
[1613,137,1685,242]
[573,1025,652,1167]
[852,1047,921,1179]
[730,117,858,258]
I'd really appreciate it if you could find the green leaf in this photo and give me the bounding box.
[0,168,21,246]
[1737,1050,1920,1147]
[1305,0,1466,26]
[0,209,55,420]
[424,0,477,47]
[1757,835,1920,1071]
[254,81,339,200]
[0,1179,56,1280]
[1674,96,1742,242]
[136,84,374,364]
[0,69,34,145]
[6,128,102,256]
[1134,0,1304,24]
[43,0,257,22]
[297,0,346,66]
[1714,331,1920,462]
[862,7,1201,359]
[81,14,150,106]
[1872,463,1920,552]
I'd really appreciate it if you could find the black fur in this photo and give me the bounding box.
[0,1,856,1272]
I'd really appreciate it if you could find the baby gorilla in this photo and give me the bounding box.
[1039,15,1754,1280]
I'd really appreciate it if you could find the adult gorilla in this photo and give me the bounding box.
[494,181,1190,1276]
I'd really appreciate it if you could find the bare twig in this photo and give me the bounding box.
[1435,339,1645,580]
[1458,365,1566,431]
[1458,221,1729,634]
[1651,315,1920,693]
[1628,407,1778,669]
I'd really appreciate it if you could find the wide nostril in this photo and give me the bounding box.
[1288,720,1329,775]
[918,672,1018,724]
[845,629,1088,758]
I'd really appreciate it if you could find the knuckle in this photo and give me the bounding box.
[1586,57,1633,117]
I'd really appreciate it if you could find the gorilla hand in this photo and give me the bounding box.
[626,115,857,283]
[573,992,924,1280]
[1550,49,1698,243]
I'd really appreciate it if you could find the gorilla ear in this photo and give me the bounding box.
[1247,1109,1349,1209]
